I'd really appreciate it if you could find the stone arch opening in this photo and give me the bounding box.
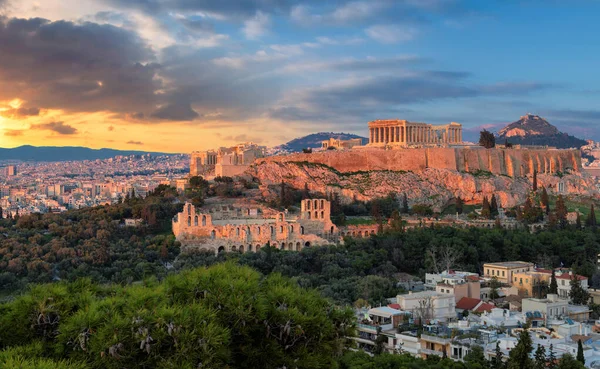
[270,226,275,236]
[279,213,284,222]
[330,226,335,234]
[321,199,325,208]
[239,245,244,253]
[202,215,207,226]
[307,201,311,210]
[300,226,304,235]
[296,242,301,251]
[187,204,191,214]
[236,228,240,236]
[281,242,286,250]
[321,211,324,219]
[280,225,284,234]
[304,241,311,248]
[288,242,293,250]
[313,199,318,209]
[290,225,294,233]
[256,245,261,252]
[187,216,191,226]
[231,246,237,252]
[314,211,318,219]
[218,246,225,253]
[211,230,216,239]
[307,212,311,220]
[194,216,198,226]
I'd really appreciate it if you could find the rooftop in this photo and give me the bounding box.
[483,261,533,269]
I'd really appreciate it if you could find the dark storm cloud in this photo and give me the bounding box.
[0,16,160,115]
[151,101,200,121]
[0,107,40,119]
[31,121,78,135]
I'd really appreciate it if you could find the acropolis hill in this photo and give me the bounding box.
[257,119,581,177]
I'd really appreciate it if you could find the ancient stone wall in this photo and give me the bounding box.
[256,147,581,177]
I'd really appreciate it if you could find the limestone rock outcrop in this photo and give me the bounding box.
[247,161,597,210]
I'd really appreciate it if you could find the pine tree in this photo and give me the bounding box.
[491,194,499,217]
[576,339,585,365]
[479,129,496,149]
[534,344,546,369]
[402,193,409,214]
[548,344,557,369]
[541,187,550,215]
[587,204,597,228]
[533,169,538,192]
[555,195,568,229]
[508,326,534,369]
[550,270,558,294]
[482,196,491,219]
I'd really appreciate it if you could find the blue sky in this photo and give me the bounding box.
[0,0,599,151]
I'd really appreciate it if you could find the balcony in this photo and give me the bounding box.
[357,323,393,332]
[421,334,451,345]
[421,348,444,357]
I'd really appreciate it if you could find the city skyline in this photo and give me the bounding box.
[1,0,600,153]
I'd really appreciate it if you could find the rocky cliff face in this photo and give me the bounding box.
[247,161,596,210]
[497,114,586,149]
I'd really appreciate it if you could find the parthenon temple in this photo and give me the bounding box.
[367,120,463,146]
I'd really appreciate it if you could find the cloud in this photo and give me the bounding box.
[126,140,143,145]
[0,106,40,119]
[365,24,418,44]
[243,11,270,40]
[4,129,25,137]
[269,72,552,123]
[31,121,78,135]
[108,125,114,131]
[0,17,160,116]
[151,101,200,121]
[291,1,388,25]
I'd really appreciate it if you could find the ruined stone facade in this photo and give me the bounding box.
[368,120,462,146]
[172,199,341,253]
[257,147,581,177]
[190,143,266,177]
[321,137,364,150]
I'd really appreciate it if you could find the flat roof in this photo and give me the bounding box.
[483,261,533,269]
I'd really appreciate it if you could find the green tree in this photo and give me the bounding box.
[534,344,547,369]
[555,195,568,229]
[491,194,499,217]
[389,210,405,233]
[541,187,550,214]
[557,353,586,369]
[479,129,496,149]
[576,339,585,365]
[550,270,558,294]
[455,197,464,215]
[570,274,590,305]
[548,343,557,369]
[464,345,487,366]
[587,204,597,228]
[482,196,491,219]
[575,213,582,230]
[533,169,538,192]
[490,341,506,369]
[402,193,409,214]
[508,326,534,369]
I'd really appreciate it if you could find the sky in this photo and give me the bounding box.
[1,0,600,153]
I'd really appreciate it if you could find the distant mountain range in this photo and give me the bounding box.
[497,114,587,149]
[271,132,367,154]
[0,145,177,162]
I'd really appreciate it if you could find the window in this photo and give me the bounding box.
[202,215,207,226]
[502,271,505,277]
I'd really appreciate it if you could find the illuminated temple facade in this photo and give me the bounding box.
[367,120,463,147]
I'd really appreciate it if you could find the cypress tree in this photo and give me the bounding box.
[482,196,491,219]
[456,196,464,215]
[402,193,409,214]
[576,213,582,230]
[534,344,546,369]
[549,270,558,294]
[533,169,538,192]
[587,204,597,228]
[577,339,585,364]
[0,206,3,219]
[555,195,568,229]
[548,344,557,369]
[541,187,550,215]
[491,194,499,217]
[491,341,505,369]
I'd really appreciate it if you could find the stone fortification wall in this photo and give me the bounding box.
[256,147,581,177]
